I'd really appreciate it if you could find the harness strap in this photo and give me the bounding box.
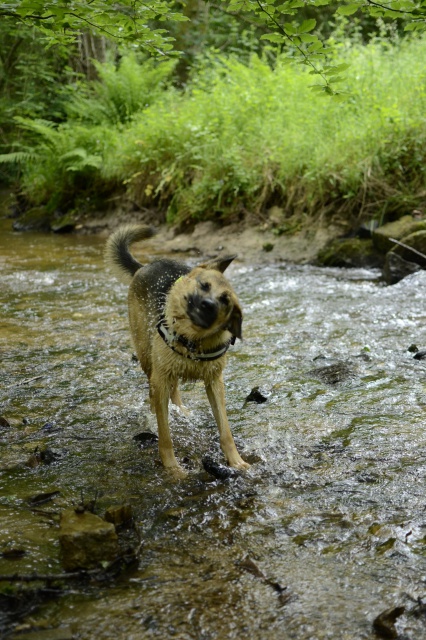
[156,318,233,361]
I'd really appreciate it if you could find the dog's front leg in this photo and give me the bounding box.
[205,375,250,470]
[151,375,181,471]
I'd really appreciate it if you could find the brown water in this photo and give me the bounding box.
[1,217,426,639]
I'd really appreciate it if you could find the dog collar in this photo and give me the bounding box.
[156,318,234,361]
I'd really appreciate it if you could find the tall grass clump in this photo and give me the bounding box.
[6,37,426,226]
[116,36,426,224]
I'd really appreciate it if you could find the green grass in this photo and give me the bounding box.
[5,37,426,226]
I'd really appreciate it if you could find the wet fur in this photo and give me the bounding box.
[105,224,249,472]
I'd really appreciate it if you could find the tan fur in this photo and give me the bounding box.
[106,225,249,474]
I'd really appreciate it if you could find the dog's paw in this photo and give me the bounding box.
[169,403,191,418]
[165,464,189,480]
[228,456,251,471]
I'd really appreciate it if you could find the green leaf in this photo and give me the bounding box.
[337,3,360,16]
[283,22,297,35]
[308,41,323,52]
[299,34,318,43]
[260,33,286,43]
[299,19,316,33]
[405,21,426,32]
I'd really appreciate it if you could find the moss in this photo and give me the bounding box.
[372,216,426,253]
[316,238,384,269]
[11,206,50,232]
[389,230,426,268]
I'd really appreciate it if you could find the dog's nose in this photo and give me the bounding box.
[187,295,218,328]
[200,298,216,314]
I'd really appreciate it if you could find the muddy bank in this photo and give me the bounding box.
[78,211,345,265]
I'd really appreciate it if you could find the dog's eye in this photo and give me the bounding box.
[219,293,229,305]
[199,281,211,292]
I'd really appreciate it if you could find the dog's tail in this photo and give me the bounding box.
[105,224,156,283]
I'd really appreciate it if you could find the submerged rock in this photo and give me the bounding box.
[0,416,11,428]
[59,508,118,571]
[245,386,268,404]
[25,447,61,468]
[308,361,353,385]
[133,431,158,448]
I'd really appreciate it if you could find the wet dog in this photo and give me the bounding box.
[105,225,249,473]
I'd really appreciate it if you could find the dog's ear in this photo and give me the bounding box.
[199,255,237,273]
[228,303,243,340]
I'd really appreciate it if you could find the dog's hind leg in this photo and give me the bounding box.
[205,375,250,470]
[170,382,183,407]
[170,382,190,416]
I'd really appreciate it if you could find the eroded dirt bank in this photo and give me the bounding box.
[83,212,346,264]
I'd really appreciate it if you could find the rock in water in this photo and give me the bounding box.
[372,606,405,639]
[383,251,421,285]
[59,508,118,570]
[105,504,133,527]
[202,456,239,480]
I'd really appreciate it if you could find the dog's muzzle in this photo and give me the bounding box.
[187,294,218,329]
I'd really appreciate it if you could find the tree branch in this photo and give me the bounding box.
[365,0,423,17]
[254,0,330,87]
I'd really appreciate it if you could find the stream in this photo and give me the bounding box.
[1,217,426,639]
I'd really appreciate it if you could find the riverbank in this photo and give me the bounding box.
[76,207,346,264]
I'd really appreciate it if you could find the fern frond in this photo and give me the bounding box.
[0,151,38,164]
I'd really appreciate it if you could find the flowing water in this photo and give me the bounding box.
[1,217,426,639]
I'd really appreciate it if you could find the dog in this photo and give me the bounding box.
[105,224,249,474]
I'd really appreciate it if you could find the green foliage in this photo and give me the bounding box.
[0,20,69,134]
[221,0,426,92]
[5,117,120,210]
[8,38,426,225]
[64,54,176,124]
[2,0,426,90]
[0,0,187,54]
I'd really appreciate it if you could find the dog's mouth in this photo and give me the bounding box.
[187,294,218,329]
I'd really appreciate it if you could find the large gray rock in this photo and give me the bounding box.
[59,508,118,570]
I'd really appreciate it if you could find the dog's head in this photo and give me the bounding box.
[166,255,242,342]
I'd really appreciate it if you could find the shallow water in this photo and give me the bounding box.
[1,218,426,639]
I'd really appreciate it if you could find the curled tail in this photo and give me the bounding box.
[105,224,155,283]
